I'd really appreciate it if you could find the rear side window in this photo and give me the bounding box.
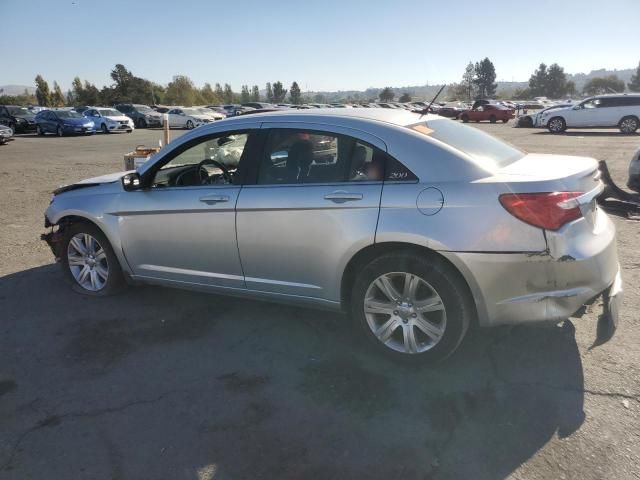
[257,129,416,185]
[410,118,524,170]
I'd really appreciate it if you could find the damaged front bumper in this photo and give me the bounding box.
[41,216,64,260]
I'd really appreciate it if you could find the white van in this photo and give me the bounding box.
[539,94,640,134]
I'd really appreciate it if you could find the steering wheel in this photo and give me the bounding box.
[196,158,232,184]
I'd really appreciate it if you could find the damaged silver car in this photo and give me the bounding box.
[42,109,622,362]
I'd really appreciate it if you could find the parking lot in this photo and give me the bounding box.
[0,124,639,479]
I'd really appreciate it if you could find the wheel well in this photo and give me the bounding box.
[48,215,101,256]
[619,115,639,124]
[339,242,477,321]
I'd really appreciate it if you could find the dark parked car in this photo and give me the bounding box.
[241,102,274,109]
[34,110,96,136]
[0,105,37,132]
[459,104,514,123]
[114,104,163,128]
[0,124,14,144]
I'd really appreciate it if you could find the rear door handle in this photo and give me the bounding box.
[199,194,230,204]
[324,191,363,203]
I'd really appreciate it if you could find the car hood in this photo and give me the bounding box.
[61,117,94,126]
[104,115,131,122]
[14,113,36,121]
[53,171,131,195]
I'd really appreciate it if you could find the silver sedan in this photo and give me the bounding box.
[42,109,622,362]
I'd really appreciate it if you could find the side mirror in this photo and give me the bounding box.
[122,172,142,191]
[573,105,581,110]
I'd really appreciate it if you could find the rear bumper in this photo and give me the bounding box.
[442,218,621,327]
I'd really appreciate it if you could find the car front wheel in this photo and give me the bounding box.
[186,120,194,129]
[461,114,469,123]
[61,222,125,296]
[351,252,472,363]
[489,115,497,123]
[36,125,45,136]
[547,116,566,133]
[101,123,109,134]
[136,118,147,129]
[56,125,64,137]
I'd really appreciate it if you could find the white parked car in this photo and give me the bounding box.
[194,107,226,122]
[167,108,215,129]
[84,108,134,134]
[540,94,640,134]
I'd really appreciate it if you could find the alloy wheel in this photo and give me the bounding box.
[67,233,109,291]
[548,118,564,133]
[363,272,447,354]
[620,118,638,134]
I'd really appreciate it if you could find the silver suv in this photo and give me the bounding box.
[42,109,621,362]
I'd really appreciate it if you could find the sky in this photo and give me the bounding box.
[3,0,640,92]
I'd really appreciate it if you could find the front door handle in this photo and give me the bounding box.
[324,191,363,203]
[199,194,230,204]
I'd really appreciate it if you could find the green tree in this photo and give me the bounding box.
[628,61,640,92]
[399,92,412,102]
[265,82,274,103]
[313,93,326,103]
[223,83,234,103]
[379,87,394,102]
[583,75,625,95]
[272,81,287,103]
[165,75,201,106]
[251,85,260,101]
[200,83,219,104]
[473,57,497,98]
[35,75,52,106]
[214,83,224,103]
[110,64,133,99]
[289,81,301,104]
[240,85,250,103]
[545,64,570,98]
[528,63,548,97]
[51,81,66,107]
[462,61,476,101]
[71,77,84,105]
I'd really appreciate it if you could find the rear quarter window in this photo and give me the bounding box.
[409,118,524,170]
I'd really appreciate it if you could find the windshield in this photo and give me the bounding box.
[411,118,524,170]
[8,107,30,115]
[98,109,122,117]
[55,110,83,118]
[135,105,154,113]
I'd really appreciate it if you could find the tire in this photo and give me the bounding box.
[61,222,125,296]
[619,116,639,134]
[136,118,147,129]
[547,116,566,133]
[101,123,109,134]
[57,125,64,137]
[489,115,497,123]
[36,125,45,136]
[186,120,194,129]
[461,114,469,123]
[502,119,508,123]
[350,252,473,363]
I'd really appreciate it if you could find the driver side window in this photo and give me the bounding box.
[152,132,249,188]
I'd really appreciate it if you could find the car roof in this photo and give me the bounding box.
[204,107,433,129]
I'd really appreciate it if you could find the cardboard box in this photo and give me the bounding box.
[123,146,161,170]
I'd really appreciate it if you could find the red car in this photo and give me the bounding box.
[459,104,514,123]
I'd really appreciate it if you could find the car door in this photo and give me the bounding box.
[570,98,603,127]
[235,124,385,302]
[0,107,11,127]
[167,109,182,127]
[44,111,56,132]
[116,126,260,289]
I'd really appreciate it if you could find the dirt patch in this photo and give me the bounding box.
[217,372,270,393]
[0,379,17,397]
[62,306,217,366]
[298,356,395,418]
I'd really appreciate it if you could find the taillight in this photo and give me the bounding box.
[499,192,583,230]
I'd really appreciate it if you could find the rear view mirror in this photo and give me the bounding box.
[271,150,288,162]
[122,172,142,191]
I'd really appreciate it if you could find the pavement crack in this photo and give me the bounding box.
[1,389,181,471]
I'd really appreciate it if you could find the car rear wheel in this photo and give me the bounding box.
[186,120,194,129]
[351,252,472,363]
[502,118,508,123]
[619,116,639,134]
[101,123,109,134]
[461,114,469,123]
[56,125,64,137]
[36,125,44,136]
[547,116,566,133]
[489,115,497,123]
[61,222,124,296]
[136,118,147,129]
